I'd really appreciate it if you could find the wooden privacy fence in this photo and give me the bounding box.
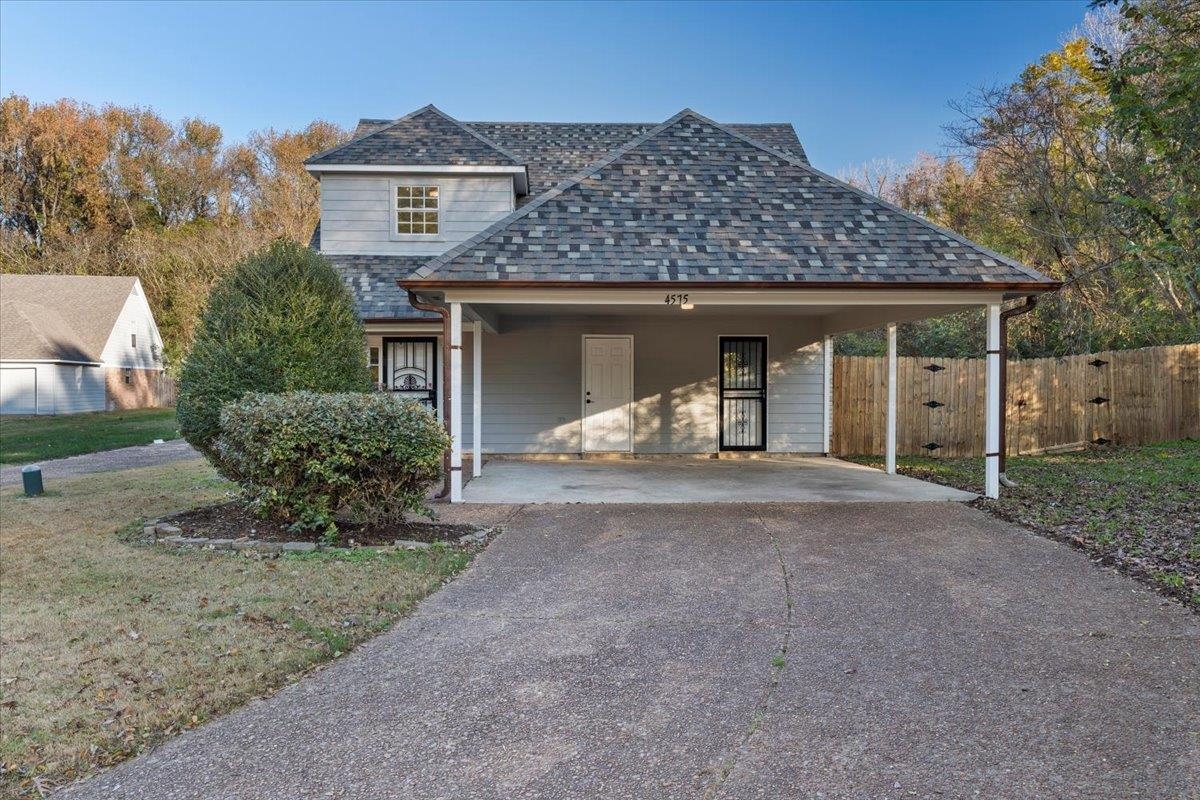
[831,343,1199,457]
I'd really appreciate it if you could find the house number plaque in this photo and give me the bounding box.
[664,293,691,305]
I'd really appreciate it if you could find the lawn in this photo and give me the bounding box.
[0,408,181,465]
[0,460,473,797]
[848,440,1200,609]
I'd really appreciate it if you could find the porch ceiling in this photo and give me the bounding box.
[462,300,982,336]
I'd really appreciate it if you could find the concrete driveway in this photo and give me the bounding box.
[64,503,1199,799]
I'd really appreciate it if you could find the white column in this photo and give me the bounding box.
[822,335,833,455]
[449,302,463,503]
[885,322,897,475]
[985,302,1002,499]
[472,320,482,479]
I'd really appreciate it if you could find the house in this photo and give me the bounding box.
[305,106,1058,501]
[0,274,166,414]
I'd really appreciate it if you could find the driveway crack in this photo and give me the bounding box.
[698,505,795,799]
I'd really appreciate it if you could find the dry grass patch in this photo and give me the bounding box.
[0,460,472,797]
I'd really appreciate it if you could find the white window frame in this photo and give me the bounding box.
[388,178,442,241]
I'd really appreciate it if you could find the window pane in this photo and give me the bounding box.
[426,222,439,235]
[397,222,412,234]
[426,186,438,199]
[396,186,412,198]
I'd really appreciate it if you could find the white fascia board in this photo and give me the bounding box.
[306,164,526,175]
[438,287,1010,307]
[0,358,102,366]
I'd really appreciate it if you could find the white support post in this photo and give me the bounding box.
[822,335,833,455]
[985,302,1002,499]
[472,320,482,479]
[886,322,897,475]
[449,302,463,503]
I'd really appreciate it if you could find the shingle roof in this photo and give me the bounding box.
[410,110,1051,286]
[324,254,440,321]
[306,105,522,167]
[0,274,139,362]
[463,121,806,198]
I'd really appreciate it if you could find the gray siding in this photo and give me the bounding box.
[380,315,825,454]
[0,362,106,415]
[319,174,514,256]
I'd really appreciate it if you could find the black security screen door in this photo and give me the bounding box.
[384,337,438,410]
[719,337,767,451]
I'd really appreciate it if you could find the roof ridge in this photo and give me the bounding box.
[305,105,522,167]
[412,108,699,280]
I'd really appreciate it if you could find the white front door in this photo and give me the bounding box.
[582,336,633,452]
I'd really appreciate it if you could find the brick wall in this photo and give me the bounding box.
[105,367,170,410]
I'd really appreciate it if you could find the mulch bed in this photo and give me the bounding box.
[161,501,481,548]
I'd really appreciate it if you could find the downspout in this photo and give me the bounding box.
[998,296,1037,487]
[407,290,452,500]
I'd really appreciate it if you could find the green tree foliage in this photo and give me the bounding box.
[218,392,450,532]
[176,241,372,465]
[1098,0,1200,332]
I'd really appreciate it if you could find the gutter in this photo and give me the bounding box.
[397,279,1063,293]
[406,290,453,500]
[999,296,1038,487]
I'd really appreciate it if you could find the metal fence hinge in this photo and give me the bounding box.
[1088,359,1109,368]
[923,400,944,409]
[922,442,942,451]
[1089,396,1110,405]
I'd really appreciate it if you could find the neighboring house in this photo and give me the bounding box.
[305,105,1059,501]
[0,275,166,415]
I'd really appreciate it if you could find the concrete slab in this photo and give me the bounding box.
[462,457,975,503]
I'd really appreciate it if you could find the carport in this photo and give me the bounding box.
[461,456,973,504]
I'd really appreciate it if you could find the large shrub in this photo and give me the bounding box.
[177,240,371,465]
[217,391,450,532]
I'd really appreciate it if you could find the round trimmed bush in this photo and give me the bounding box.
[217,391,451,532]
[177,240,371,466]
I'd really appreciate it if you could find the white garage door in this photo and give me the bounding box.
[1,367,37,414]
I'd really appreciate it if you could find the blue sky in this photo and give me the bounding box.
[0,0,1088,172]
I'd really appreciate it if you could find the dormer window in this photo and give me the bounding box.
[395,185,439,235]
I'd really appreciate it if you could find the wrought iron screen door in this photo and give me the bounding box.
[719,337,767,451]
[384,337,438,410]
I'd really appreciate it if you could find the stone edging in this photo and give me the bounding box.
[146,521,491,557]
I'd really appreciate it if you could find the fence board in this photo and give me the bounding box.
[831,343,1199,456]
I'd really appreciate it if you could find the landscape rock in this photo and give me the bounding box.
[155,523,183,536]
[281,541,317,553]
[394,539,432,550]
[207,539,235,550]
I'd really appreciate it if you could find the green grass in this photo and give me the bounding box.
[0,408,180,464]
[0,460,475,797]
[846,440,1200,609]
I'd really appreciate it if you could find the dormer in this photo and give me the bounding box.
[305,105,529,257]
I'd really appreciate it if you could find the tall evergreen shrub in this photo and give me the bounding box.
[177,240,371,467]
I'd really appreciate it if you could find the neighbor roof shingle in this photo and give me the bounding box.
[410,110,1050,285]
[0,274,139,362]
